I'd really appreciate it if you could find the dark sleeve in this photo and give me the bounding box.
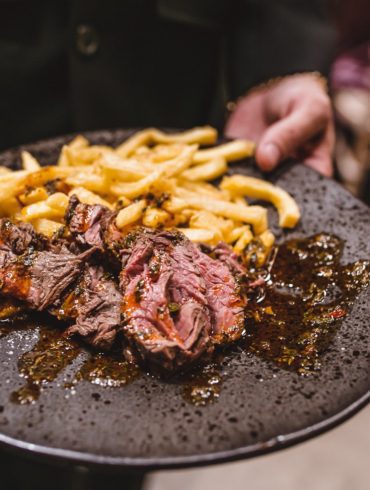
[227,0,337,99]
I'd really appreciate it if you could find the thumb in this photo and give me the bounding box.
[256,107,328,171]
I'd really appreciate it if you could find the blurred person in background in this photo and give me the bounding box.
[330,0,370,203]
[0,1,336,178]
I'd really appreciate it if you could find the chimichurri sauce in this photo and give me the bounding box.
[4,233,369,405]
[244,233,370,374]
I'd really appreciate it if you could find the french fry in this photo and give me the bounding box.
[189,211,231,241]
[142,208,170,228]
[98,153,150,181]
[65,171,109,193]
[193,140,255,163]
[221,175,300,228]
[58,146,71,167]
[46,193,70,213]
[58,136,89,166]
[0,167,11,175]
[226,225,250,244]
[176,228,218,244]
[178,180,231,201]
[116,199,146,229]
[259,229,275,249]
[69,187,114,209]
[21,151,41,171]
[116,127,217,158]
[232,196,249,206]
[175,189,268,234]
[21,201,64,222]
[180,156,227,181]
[162,196,188,213]
[0,197,22,217]
[116,196,132,208]
[65,146,114,166]
[110,170,162,199]
[18,187,49,206]
[233,228,254,253]
[151,126,217,145]
[32,218,63,237]
[146,143,185,162]
[160,145,198,178]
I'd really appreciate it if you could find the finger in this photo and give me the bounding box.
[304,124,335,177]
[225,94,267,141]
[256,104,330,171]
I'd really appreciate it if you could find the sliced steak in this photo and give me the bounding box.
[0,219,46,254]
[119,229,247,369]
[191,246,246,344]
[0,219,122,349]
[120,230,213,370]
[54,266,122,350]
[0,243,94,311]
[65,196,122,259]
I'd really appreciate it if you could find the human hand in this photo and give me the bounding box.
[224,74,335,177]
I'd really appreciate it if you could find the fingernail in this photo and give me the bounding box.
[259,143,281,168]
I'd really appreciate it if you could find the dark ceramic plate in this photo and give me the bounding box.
[0,130,368,470]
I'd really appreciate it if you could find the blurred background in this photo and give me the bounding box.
[330,0,370,205]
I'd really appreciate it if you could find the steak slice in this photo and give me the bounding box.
[192,247,246,344]
[0,218,46,254]
[120,229,213,370]
[53,266,122,350]
[0,219,122,350]
[65,196,122,261]
[0,243,94,311]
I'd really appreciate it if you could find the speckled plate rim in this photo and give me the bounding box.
[0,392,368,470]
[0,130,369,471]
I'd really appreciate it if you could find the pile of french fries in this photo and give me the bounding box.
[0,126,300,263]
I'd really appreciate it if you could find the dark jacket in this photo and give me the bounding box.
[0,0,336,150]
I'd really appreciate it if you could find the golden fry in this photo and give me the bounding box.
[175,189,268,234]
[116,199,146,229]
[180,156,227,181]
[20,201,64,222]
[69,187,114,209]
[142,208,170,228]
[18,187,49,206]
[21,151,41,171]
[259,229,275,249]
[110,170,162,199]
[32,218,63,237]
[193,140,255,163]
[221,175,300,228]
[233,228,253,253]
[176,228,218,244]
[116,127,216,158]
